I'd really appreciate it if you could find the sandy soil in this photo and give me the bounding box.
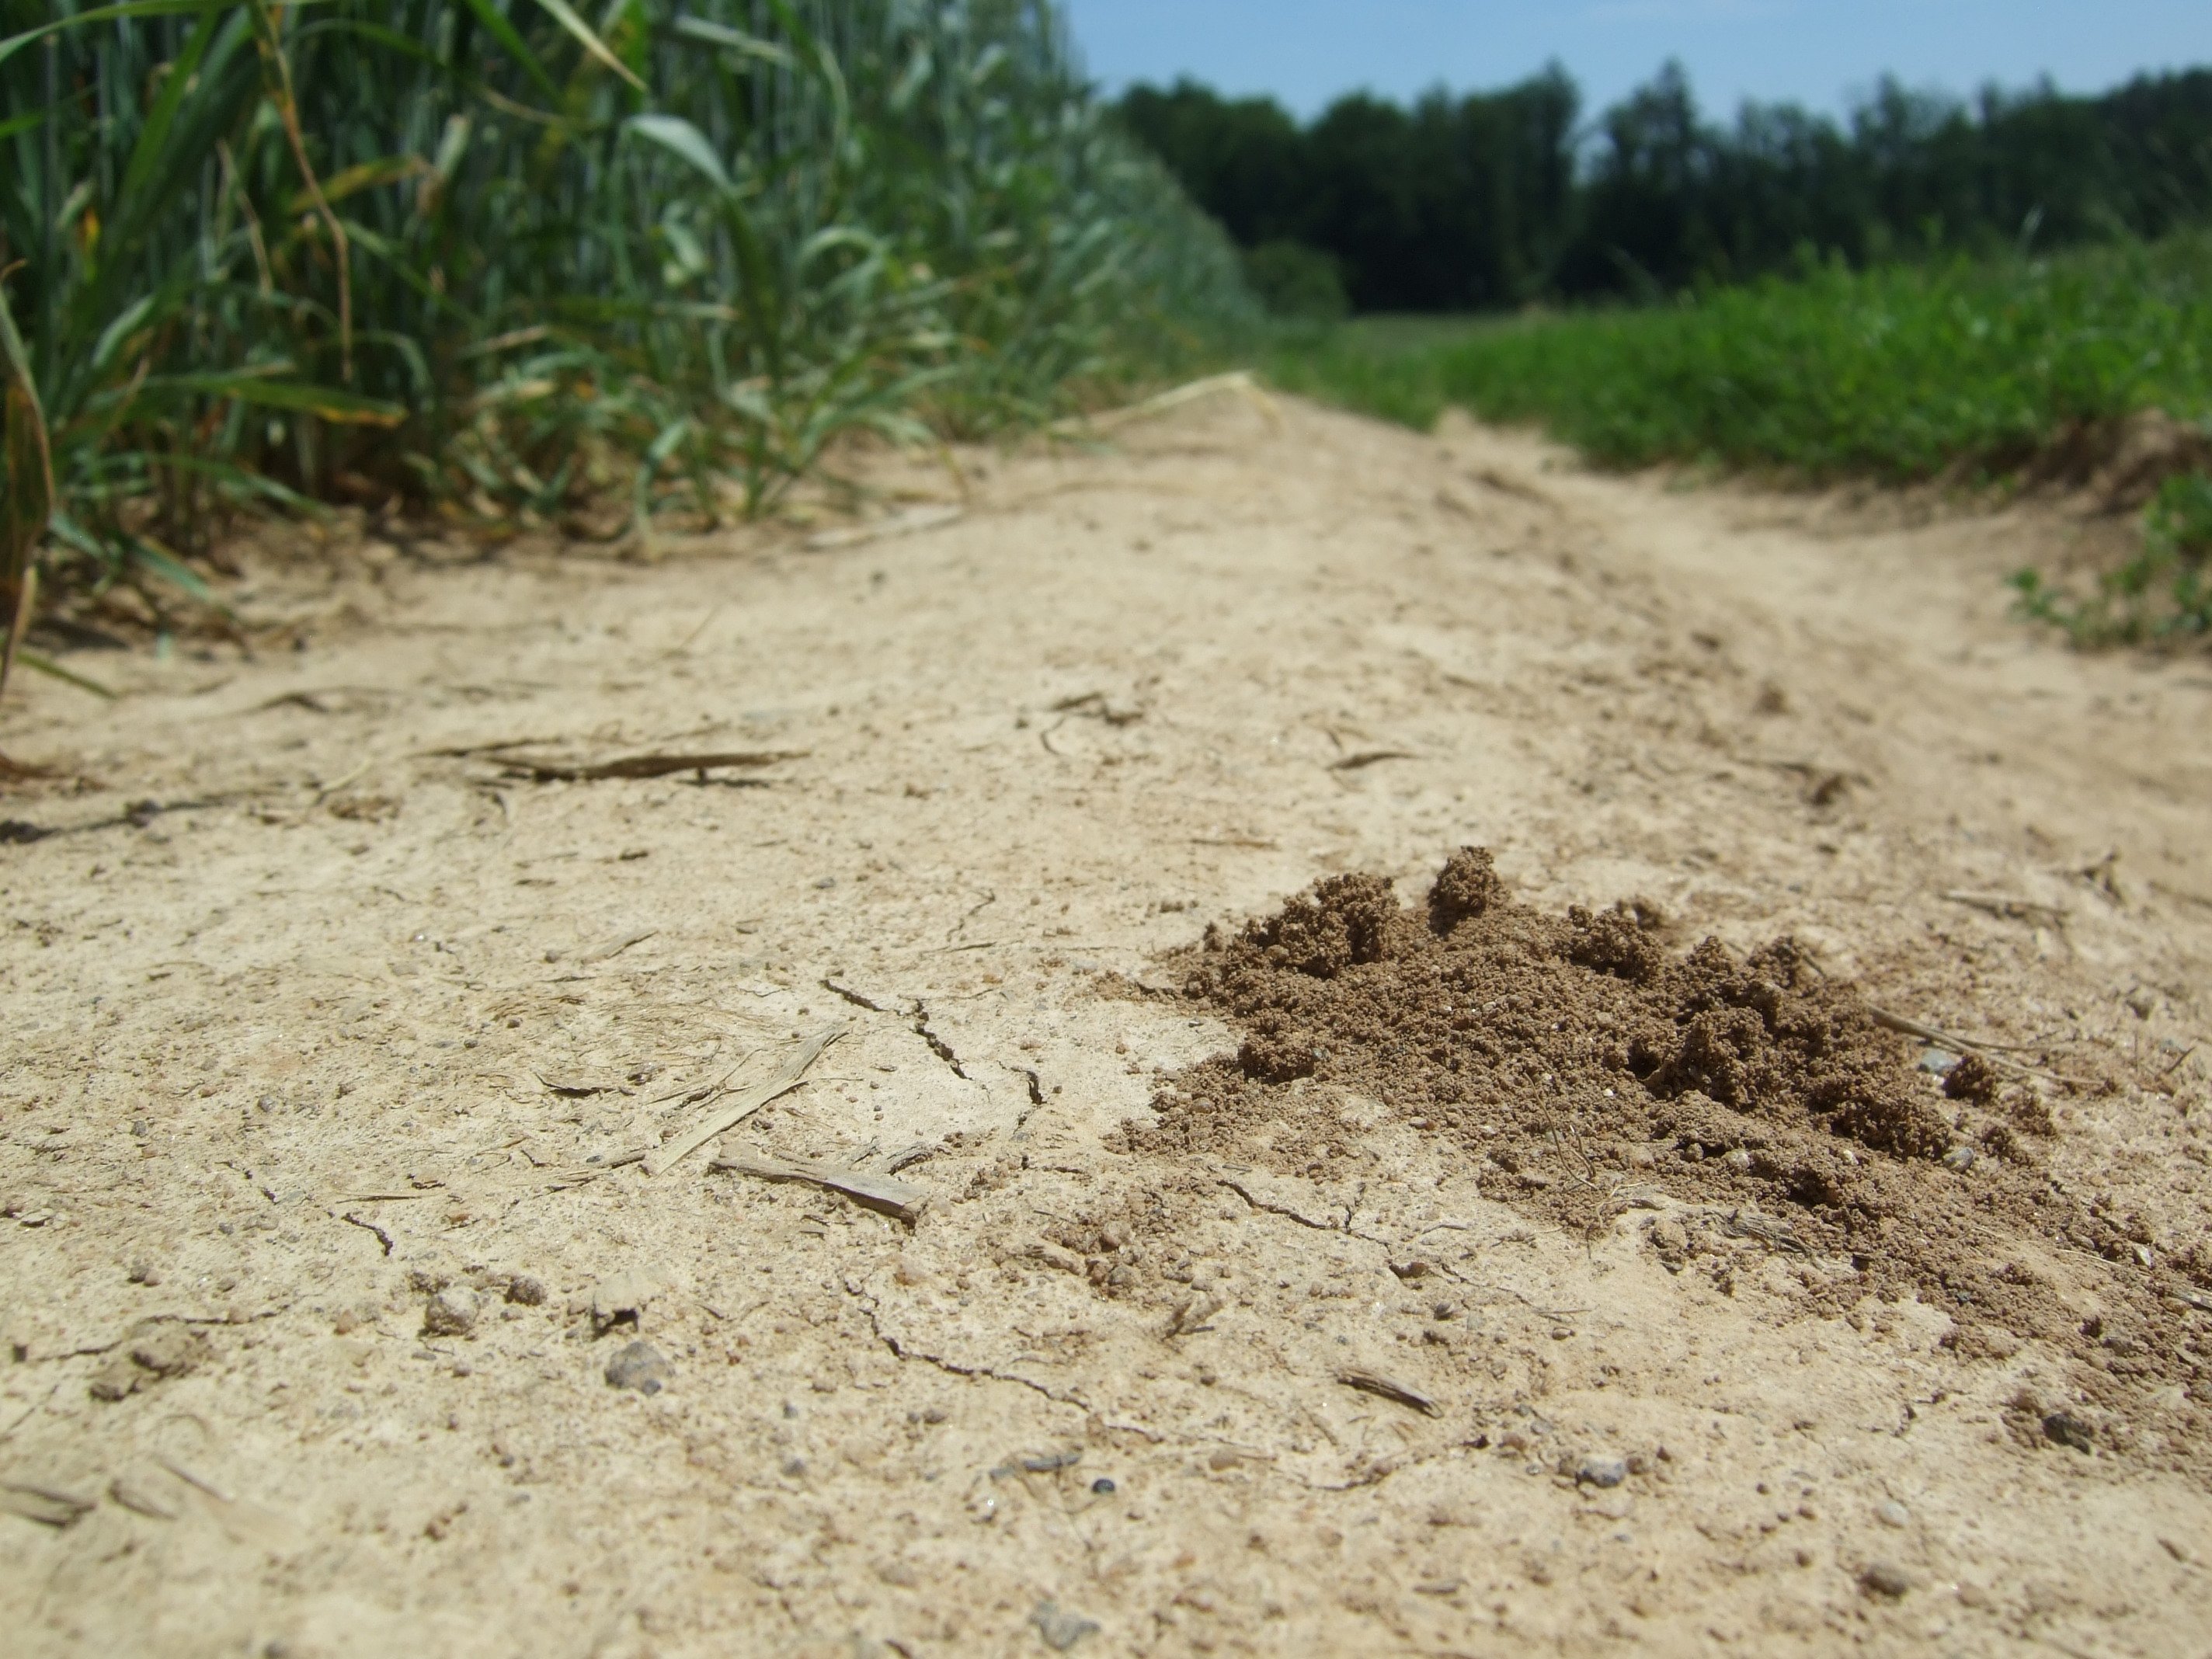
[3,392,2210,1657]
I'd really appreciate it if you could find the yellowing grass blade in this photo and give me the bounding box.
[0,283,55,700]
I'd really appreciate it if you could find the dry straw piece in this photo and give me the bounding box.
[646,1024,847,1176]
[707,1152,930,1225]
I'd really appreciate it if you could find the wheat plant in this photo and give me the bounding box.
[0,0,1252,690]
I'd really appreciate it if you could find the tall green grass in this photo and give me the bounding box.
[0,1,1254,687]
[1267,238,2212,642]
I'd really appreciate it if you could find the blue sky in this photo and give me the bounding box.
[1061,0,2212,122]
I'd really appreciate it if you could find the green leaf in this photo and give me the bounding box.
[643,418,692,468]
[14,649,117,700]
[0,1,332,69]
[141,452,326,515]
[453,0,559,100]
[139,374,405,425]
[113,5,225,227]
[42,513,109,564]
[91,296,161,377]
[289,153,427,214]
[529,0,644,90]
[126,537,221,607]
[669,16,793,68]
[625,113,732,194]
[622,115,783,377]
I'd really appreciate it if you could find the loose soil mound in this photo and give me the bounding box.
[1134,850,2211,1465]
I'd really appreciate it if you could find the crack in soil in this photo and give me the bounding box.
[910,1002,973,1081]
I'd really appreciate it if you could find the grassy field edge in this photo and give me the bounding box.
[1262,238,2212,644]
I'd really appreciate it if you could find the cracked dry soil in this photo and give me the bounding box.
[3,395,2212,1657]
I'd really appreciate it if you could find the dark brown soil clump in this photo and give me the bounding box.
[1128,850,2211,1459]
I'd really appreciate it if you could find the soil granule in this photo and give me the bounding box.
[1130,850,2211,1459]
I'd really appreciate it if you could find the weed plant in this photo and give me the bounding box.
[0,1,1254,687]
[2012,471,2212,642]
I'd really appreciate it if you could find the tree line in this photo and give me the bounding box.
[1115,62,2212,314]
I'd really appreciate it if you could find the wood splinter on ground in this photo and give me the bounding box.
[1336,1369,1441,1417]
[1167,1292,1224,1337]
[0,1480,97,1528]
[708,1151,930,1225]
[1942,889,2069,923]
[503,748,809,782]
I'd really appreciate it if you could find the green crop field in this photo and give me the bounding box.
[0,0,1254,693]
[1265,239,2212,644]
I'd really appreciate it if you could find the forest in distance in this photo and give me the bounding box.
[1115,61,2212,315]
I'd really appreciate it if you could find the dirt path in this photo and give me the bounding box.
[3,395,2210,1657]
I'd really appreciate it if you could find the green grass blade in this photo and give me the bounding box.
[135,374,405,424]
[13,649,117,699]
[113,5,225,222]
[452,0,560,100]
[528,0,643,90]
[625,113,734,193]
[668,16,792,68]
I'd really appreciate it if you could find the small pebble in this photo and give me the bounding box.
[605,1340,672,1394]
[1723,1148,1754,1173]
[2043,1410,2094,1452]
[1860,1561,1911,1598]
[1030,1601,1101,1652]
[1575,1456,1629,1490]
[1876,1500,1910,1528]
[1090,1477,1116,1495]
[505,1275,546,1307]
[1942,1146,1976,1171]
[422,1287,480,1337]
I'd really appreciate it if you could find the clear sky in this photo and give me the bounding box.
[1061,0,2212,122]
